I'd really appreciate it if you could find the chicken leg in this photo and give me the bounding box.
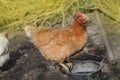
[59,62,73,72]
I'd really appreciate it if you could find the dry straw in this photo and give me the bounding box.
[0,0,119,32]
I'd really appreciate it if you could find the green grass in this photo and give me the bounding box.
[97,0,120,23]
[0,0,97,32]
[0,0,120,32]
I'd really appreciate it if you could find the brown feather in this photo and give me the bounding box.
[25,16,87,63]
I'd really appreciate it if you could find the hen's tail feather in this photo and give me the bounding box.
[24,25,36,38]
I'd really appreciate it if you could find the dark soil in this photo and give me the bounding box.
[0,34,68,80]
[0,34,104,80]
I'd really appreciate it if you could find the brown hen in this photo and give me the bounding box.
[24,12,89,72]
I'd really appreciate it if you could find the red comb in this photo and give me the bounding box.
[74,13,83,17]
[4,32,8,37]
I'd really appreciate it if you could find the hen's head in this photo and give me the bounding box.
[0,32,8,38]
[5,32,8,38]
[74,12,89,24]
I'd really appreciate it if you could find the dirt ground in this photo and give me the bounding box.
[0,12,120,80]
[0,34,67,80]
[99,13,120,60]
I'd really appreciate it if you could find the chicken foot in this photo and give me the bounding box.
[59,62,73,72]
[65,63,73,70]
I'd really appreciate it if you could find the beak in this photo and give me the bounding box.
[84,19,93,27]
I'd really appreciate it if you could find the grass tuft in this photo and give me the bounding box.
[0,0,119,32]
